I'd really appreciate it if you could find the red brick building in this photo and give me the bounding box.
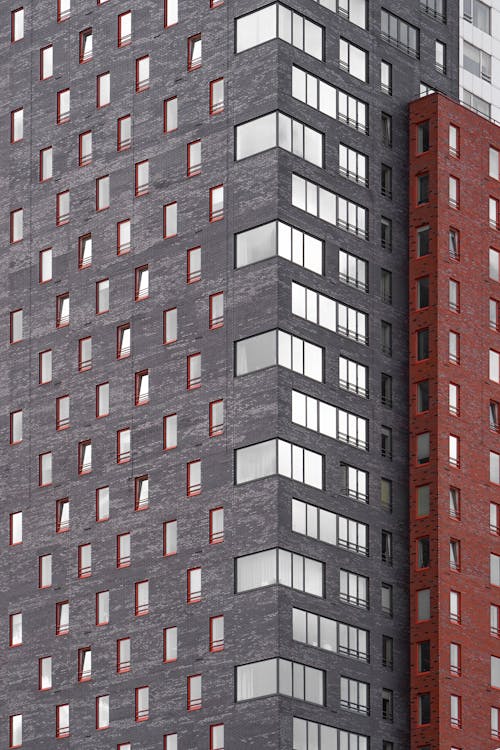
[409,93,500,748]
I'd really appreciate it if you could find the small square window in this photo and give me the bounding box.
[188,34,202,71]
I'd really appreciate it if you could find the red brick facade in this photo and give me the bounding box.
[409,93,500,749]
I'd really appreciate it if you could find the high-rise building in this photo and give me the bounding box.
[1,1,498,749]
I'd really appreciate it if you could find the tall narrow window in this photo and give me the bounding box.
[117,533,131,568]
[135,580,149,616]
[187,674,202,710]
[209,185,224,221]
[187,567,201,603]
[491,197,499,229]
[136,56,150,91]
[381,61,392,94]
[135,687,149,722]
[163,520,177,556]
[209,507,224,544]
[96,382,109,418]
[210,725,224,750]
[10,208,23,243]
[187,353,201,389]
[56,293,70,328]
[40,45,53,80]
[164,97,178,133]
[117,428,131,464]
[97,72,110,107]
[79,28,93,62]
[449,124,459,156]
[210,78,224,114]
[10,310,23,344]
[163,308,177,344]
[9,715,22,749]
[187,246,201,283]
[164,0,178,27]
[96,695,109,730]
[96,590,109,625]
[58,0,70,21]
[135,266,149,300]
[164,626,178,662]
[135,370,149,405]
[96,486,109,522]
[11,8,24,42]
[78,647,92,681]
[209,292,224,329]
[10,511,22,546]
[96,175,110,211]
[187,460,201,496]
[188,34,202,71]
[39,656,52,690]
[11,108,23,142]
[117,638,131,673]
[57,88,70,123]
[449,176,459,208]
[79,336,92,371]
[56,190,70,226]
[39,349,52,383]
[79,131,92,166]
[9,612,22,647]
[163,414,177,450]
[56,601,69,635]
[56,498,70,532]
[78,543,92,578]
[187,140,201,177]
[135,475,149,511]
[118,11,132,47]
[163,202,177,238]
[10,410,23,444]
[78,233,92,268]
[117,219,131,255]
[40,147,53,181]
[209,400,224,437]
[135,161,149,196]
[96,278,109,314]
[39,452,53,486]
[78,439,92,474]
[117,323,131,359]
[117,115,132,151]
[209,615,224,652]
[417,121,430,153]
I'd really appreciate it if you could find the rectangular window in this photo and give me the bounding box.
[187,460,201,496]
[492,706,500,739]
[58,0,70,21]
[164,626,178,662]
[96,382,109,418]
[135,580,149,616]
[450,590,461,623]
[164,735,178,750]
[236,658,325,705]
[135,160,149,196]
[96,175,110,211]
[292,281,368,344]
[9,715,22,748]
[187,140,201,177]
[187,567,201,603]
[339,249,367,290]
[134,266,149,301]
[417,121,430,153]
[165,0,178,26]
[235,111,323,168]
[236,220,323,274]
[117,115,132,151]
[117,219,131,255]
[163,520,177,556]
[490,350,500,383]
[40,146,53,181]
[117,323,131,359]
[292,498,368,555]
[339,38,368,82]
[292,173,368,239]
[10,410,23,444]
[293,606,369,661]
[134,475,149,511]
[11,108,23,143]
[39,656,52,690]
[450,642,461,675]
[163,202,177,238]
[236,4,324,60]
[56,190,70,226]
[209,292,224,330]
[78,439,92,474]
[117,637,131,673]
[449,434,459,467]
[95,278,109,315]
[135,686,149,721]
[450,694,461,728]
[490,197,499,229]
[417,589,430,621]
[78,543,92,578]
[235,438,324,489]
[117,533,131,568]
[10,512,22,546]
[136,55,150,91]
[340,676,369,714]
[56,705,70,738]
[11,8,24,42]
[97,72,110,107]
[78,131,92,167]
[78,647,92,682]
[56,293,70,328]
[209,507,224,544]
[9,612,22,647]
[493,555,500,588]
[79,28,93,62]
[381,60,392,94]
[39,451,52,486]
[463,40,491,81]
[340,569,368,607]
[78,336,92,372]
[292,389,368,451]
[56,601,69,635]
[57,88,70,124]
[56,498,70,533]
[381,9,419,57]
[435,40,446,73]
[449,331,459,364]
[449,176,459,208]
[341,463,368,502]
[188,33,202,70]
[10,208,23,243]
[237,328,324,381]
[210,615,224,652]
[10,309,23,344]
[209,400,224,437]
[187,352,201,389]
[96,591,109,625]
[78,233,92,268]
[210,78,224,115]
[39,349,52,384]
[187,674,202,710]
[339,144,368,185]
[164,97,178,133]
[118,11,132,46]
[41,45,57,78]
[96,696,109,730]
[236,547,324,597]
[210,724,224,750]
[96,486,109,522]
[209,184,224,222]
[163,308,177,344]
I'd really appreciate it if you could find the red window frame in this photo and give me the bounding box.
[78,647,91,682]
[38,656,51,691]
[96,278,109,314]
[78,336,92,372]
[55,704,70,738]
[163,308,177,344]
[163,626,177,663]
[10,208,23,244]
[135,580,149,616]
[10,108,23,143]
[163,519,177,557]
[96,72,110,108]
[164,734,178,750]
[96,486,109,522]
[209,184,224,222]
[450,590,461,624]
[135,160,149,197]
[56,190,70,226]
[77,543,91,578]
[118,11,132,47]
[57,88,70,124]
[10,410,22,444]
[96,175,110,211]
[56,293,69,328]
[55,600,69,635]
[209,292,224,329]
[40,45,53,80]
[117,115,132,151]
[135,55,150,92]
[96,695,109,730]
[164,0,178,27]
[40,146,52,181]
[9,612,22,647]
[39,349,52,384]
[117,323,131,359]
[135,369,149,405]
[187,34,202,71]
[56,498,70,533]
[134,474,149,511]
[209,78,224,115]
[78,439,92,475]
[96,590,109,626]
[96,382,109,418]
[209,400,224,437]
[210,0,224,7]
[57,0,70,22]
[163,413,177,450]
[117,637,131,673]
[209,507,224,544]
[56,395,70,430]
[187,352,201,389]
[187,567,201,603]
[210,724,224,750]
[78,233,92,269]
[187,246,201,283]
[9,715,22,749]
[117,219,131,255]
[187,459,201,497]
[135,686,149,722]
[39,554,52,589]
[163,202,177,238]
[10,309,23,344]
[117,532,131,568]
[209,615,224,652]
[39,451,52,487]
[187,673,202,710]
[9,511,22,546]
[187,140,201,177]
[11,8,24,43]
[79,28,93,63]
[117,428,131,464]
[163,97,177,133]
[450,642,462,676]
[134,265,149,301]
[78,130,92,166]
[450,694,462,728]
